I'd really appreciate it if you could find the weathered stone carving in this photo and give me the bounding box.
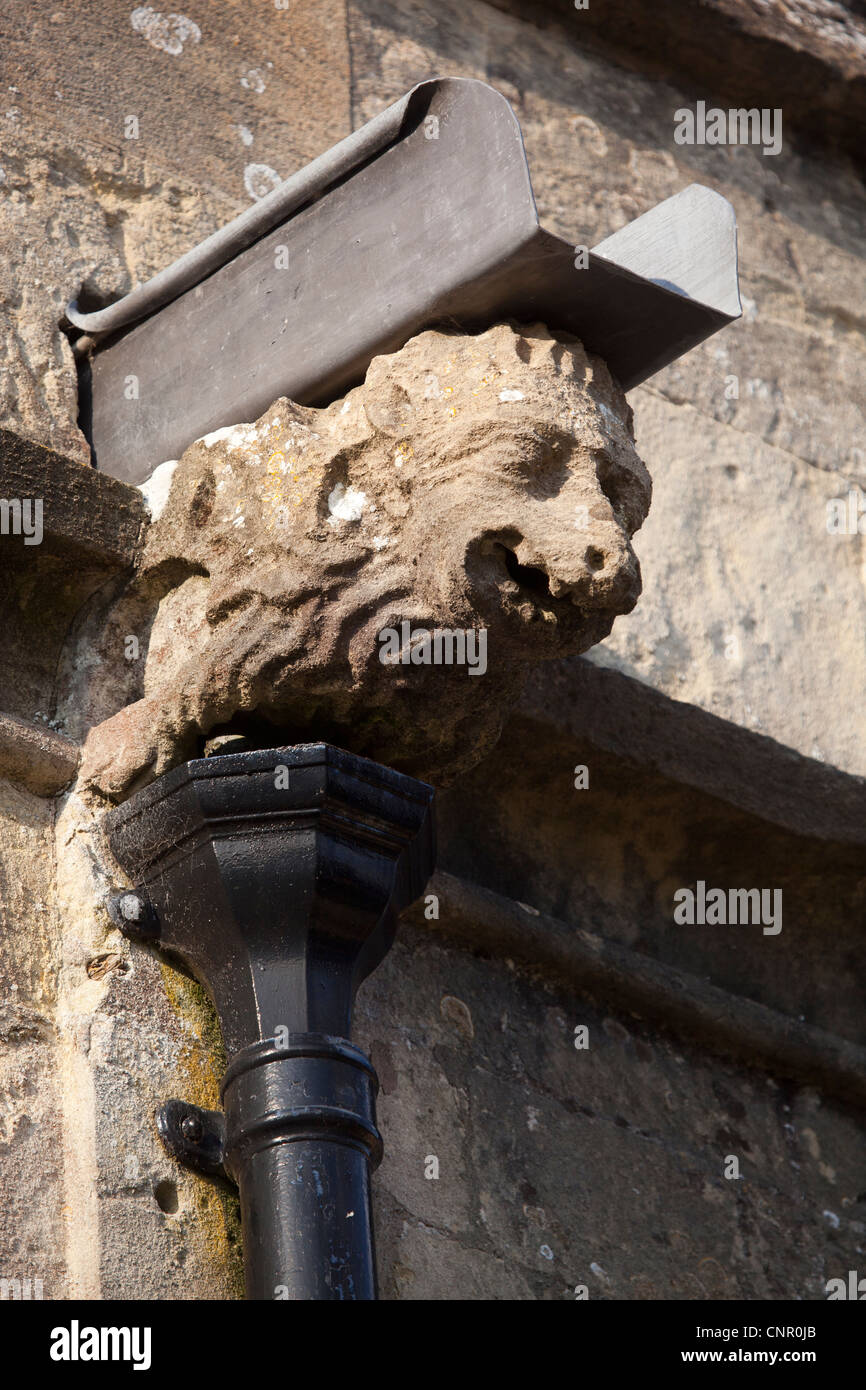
[80,322,651,798]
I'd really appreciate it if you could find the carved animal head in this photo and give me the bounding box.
[80,322,651,798]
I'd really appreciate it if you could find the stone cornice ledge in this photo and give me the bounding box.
[404,870,866,1112]
[0,711,80,796]
[520,656,866,848]
[0,429,146,568]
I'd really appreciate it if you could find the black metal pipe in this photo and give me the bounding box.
[222,1037,381,1300]
[105,743,435,1301]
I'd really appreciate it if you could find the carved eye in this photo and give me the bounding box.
[593,448,650,533]
[502,429,572,498]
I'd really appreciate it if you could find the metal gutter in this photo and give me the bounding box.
[66,83,429,341]
[70,76,741,486]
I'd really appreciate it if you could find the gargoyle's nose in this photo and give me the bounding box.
[547,544,607,598]
[542,534,639,609]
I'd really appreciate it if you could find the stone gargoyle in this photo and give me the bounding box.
[78,321,651,799]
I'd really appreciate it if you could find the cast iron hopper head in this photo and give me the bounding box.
[69,76,741,485]
[104,744,436,1057]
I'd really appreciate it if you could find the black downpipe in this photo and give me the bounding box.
[105,743,435,1301]
[223,1037,381,1301]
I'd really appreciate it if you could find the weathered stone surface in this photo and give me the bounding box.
[435,705,866,1049]
[78,322,650,798]
[1,0,862,775]
[523,656,866,849]
[0,713,78,797]
[348,0,866,775]
[358,926,866,1301]
[0,0,350,464]
[0,432,145,733]
[483,0,866,167]
[0,431,146,566]
[48,789,242,1298]
[0,782,67,1299]
[405,870,866,1111]
[595,393,866,776]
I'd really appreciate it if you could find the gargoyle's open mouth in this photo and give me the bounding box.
[499,544,553,600]
[490,540,594,614]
